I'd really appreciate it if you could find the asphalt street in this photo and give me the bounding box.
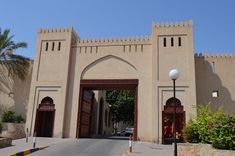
[28,136,129,156]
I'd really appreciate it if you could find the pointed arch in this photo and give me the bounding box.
[165,97,181,106]
[41,96,54,104]
[81,55,138,79]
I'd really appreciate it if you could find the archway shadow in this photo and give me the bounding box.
[195,55,235,112]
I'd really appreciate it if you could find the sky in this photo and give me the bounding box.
[1,0,235,58]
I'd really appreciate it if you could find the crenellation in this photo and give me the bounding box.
[38,27,75,34]
[195,53,235,58]
[76,35,151,47]
[153,20,193,28]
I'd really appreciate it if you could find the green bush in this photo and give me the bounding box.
[2,111,16,122]
[1,111,24,123]
[196,104,214,143]
[183,120,200,143]
[183,103,235,150]
[211,112,235,150]
[15,115,24,123]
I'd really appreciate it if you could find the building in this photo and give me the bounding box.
[1,20,231,143]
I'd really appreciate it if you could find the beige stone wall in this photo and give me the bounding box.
[0,64,32,119]
[26,28,78,137]
[178,143,235,156]
[195,54,235,112]
[93,90,113,135]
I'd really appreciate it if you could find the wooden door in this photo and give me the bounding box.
[80,90,94,137]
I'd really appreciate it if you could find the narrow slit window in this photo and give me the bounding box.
[141,45,143,52]
[129,45,131,52]
[52,42,55,51]
[45,42,48,51]
[123,45,125,52]
[212,62,216,73]
[178,37,181,46]
[58,42,61,51]
[171,37,174,47]
[163,38,166,47]
[135,45,137,52]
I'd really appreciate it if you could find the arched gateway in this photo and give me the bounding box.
[26,21,197,143]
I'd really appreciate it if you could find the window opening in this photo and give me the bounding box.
[52,42,55,51]
[58,42,61,51]
[178,37,181,46]
[212,91,219,98]
[212,62,216,73]
[45,42,48,51]
[163,38,166,47]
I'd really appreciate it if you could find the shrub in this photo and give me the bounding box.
[183,103,235,150]
[211,112,235,150]
[1,111,24,123]
[196,104,214,143]
[2,111,16,122]
[15,115,24,123]
[183,120,200,143]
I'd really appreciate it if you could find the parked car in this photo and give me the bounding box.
[117,127,134,136]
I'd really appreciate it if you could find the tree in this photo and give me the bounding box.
[106,90,134,124]
[0,28,30,81]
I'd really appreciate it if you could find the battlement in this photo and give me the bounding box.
[195,53,235,58]
[38,27,75,33]
[152,20,193,28]
[38,27,79,39]
[76,36,151,46]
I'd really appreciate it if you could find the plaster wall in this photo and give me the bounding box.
[0,64,32,119]
[195,55,235,112]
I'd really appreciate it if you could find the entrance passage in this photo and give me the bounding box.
[34,97,55,137]
[77,79,138,140]
[162,97,185,144]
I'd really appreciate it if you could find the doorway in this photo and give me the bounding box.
[34,97,55,137]
[162,97,185,144]
[76,79,138,140]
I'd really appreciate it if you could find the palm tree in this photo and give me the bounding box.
[0,28,30,81]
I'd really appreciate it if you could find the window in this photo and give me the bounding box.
[163,38,166,47]
[212,62,216,73]
[52,42,55,51]
[212,91,219,98]
[141,45,143,51]
[178,37,181,46]
[171,37,174,47]
[58,42,61,51]
[45,42,48,51]
[129,45,131,52]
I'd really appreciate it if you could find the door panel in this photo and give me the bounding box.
[80,90,94,138]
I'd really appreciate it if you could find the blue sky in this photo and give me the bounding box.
[1,0,235,58]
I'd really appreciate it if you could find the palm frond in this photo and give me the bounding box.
[3,54,30,80]
[0,28,29,81]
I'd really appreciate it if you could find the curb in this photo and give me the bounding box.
[9,146,48,156]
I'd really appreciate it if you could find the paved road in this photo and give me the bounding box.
[28,136,129,156]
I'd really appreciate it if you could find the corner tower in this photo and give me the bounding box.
[151,21,197,143]
[26,28,78,137]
